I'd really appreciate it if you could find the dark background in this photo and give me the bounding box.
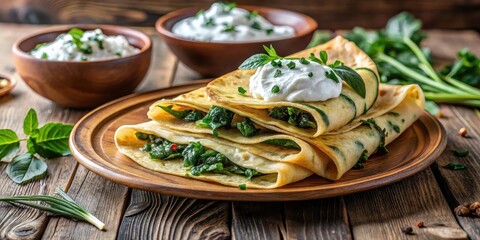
[1,0,479,30]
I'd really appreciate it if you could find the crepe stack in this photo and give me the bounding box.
[115,36,425,189]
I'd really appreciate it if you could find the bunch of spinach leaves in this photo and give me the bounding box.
[342,12,480,112]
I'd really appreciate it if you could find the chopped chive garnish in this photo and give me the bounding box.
[41,53,48,59]
[299,57,310,65]
[204,18,215,27]
[238,87,247,95]
[115,52,122,56]
[453,149,469,157]
[239,184,247,190]
[274,69,282,78]
[222,24,237,33]
[266,29,273,35]
[81,56,88,61]
[272,85,280,93]
[308,72,313,77]
[251,21,261,30]
[445,162,467,170]
[287,61,296,69]
[271,60,282,68]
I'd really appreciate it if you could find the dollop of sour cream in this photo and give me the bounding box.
[172,2,295,42]
[249,59,343,102]
[30,29,140,61]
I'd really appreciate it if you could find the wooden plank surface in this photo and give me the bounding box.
[1,0,480,30]
[285,198,350,240]
[117,192,231,240]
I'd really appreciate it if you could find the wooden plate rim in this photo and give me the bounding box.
[70,82,447,201]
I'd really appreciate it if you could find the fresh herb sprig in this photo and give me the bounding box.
[0,109,73,185]
[0,188,105,230]
[343,12,480,111]
[239,45,366,98]
[68,28,93,54]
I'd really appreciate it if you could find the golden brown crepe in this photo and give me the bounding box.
[116,36,426,188]
[115,121,313,189]
[205,36,380,138]
[148,84,424,180]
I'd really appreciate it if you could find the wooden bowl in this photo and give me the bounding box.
[156,6,317,77]
[12,25,152,108]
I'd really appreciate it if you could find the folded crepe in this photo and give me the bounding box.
[205,36,380,138]
[148,84,424,180]
[116,36,425,188]
[115,121,313,189]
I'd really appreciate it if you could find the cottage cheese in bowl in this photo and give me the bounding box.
[172,2,295,42]
[30,28,140,61]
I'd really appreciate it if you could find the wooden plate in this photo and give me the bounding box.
[70,81,447,201]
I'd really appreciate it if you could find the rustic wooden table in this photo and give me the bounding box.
[0,23,479,240]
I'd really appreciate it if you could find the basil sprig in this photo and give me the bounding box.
[0,109,73,185]
[239,45,367,98]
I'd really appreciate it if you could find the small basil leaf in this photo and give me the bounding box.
[263,45,277,57]
[0,129,20,160]
[239,54,272,70]
[23,108,39,135]
[35,123,73,158]
[6,153,47,185]
[319,50,328,64]
[333,66,366,98]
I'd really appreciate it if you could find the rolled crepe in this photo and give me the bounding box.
[115,121,313,189]
[148,84,425,180]
[205,36,380,138]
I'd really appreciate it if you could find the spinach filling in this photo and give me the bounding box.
[268,106,316,129]
[196,106,235,137]
[158,105,204,122]
[136,132,261,180]
[360,119,389,154]
[159,105,261,137]
[234,118,260,137]
[263,139,300,149]
[353,150,369,169]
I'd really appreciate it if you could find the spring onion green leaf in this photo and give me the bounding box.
[238,87,247,95]
[0,188,106,230]
[445,162,467,170]
[453,149,469,157]
[271,85,280,93]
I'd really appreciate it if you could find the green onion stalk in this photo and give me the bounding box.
[0,188,106,230]
[376,51,480,107]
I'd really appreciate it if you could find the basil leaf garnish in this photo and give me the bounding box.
[0,129,20,160]
[333,66,366,98]
[6,153,47,185]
